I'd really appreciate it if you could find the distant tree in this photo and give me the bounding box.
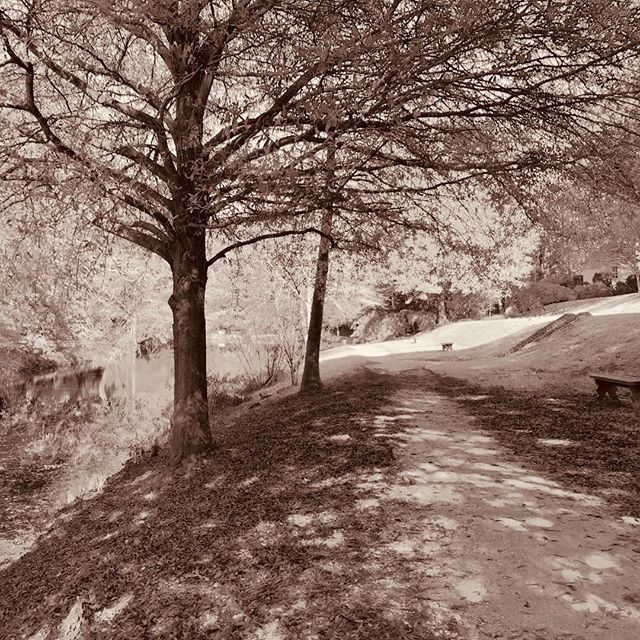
[535,178,640,286]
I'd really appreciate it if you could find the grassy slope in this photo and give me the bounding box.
[422,313,640,394]
[415,306,640,520]
[542,292,640,316]
[505,313,640,375]
[0,371,457,640]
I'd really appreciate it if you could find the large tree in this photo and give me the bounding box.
[2,1,640,459]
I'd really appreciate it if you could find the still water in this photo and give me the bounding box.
[135,346,245,393]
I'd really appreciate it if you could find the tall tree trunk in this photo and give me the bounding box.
[437,294,448,325]
[300,133,336,394]
[436,280,451,326]
[169,236,212,463]
[300,209,333,393]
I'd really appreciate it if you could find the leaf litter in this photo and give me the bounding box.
[0,370,461,640]
[427,372,640,518]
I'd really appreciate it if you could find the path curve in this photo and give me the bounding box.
[369,375,640,640]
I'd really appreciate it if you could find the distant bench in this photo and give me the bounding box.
[590,373,640,407]
[441,343,453,352]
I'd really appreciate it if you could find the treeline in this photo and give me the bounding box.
[507,274,638,316]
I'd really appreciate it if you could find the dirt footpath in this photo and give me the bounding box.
[370,382,640,640]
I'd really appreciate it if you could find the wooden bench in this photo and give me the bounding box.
[441,343,453,352]
[590,373,640,406]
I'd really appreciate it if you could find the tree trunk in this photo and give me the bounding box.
[437,281,451,326]
[300,209,333,393]
[169,238,212,463]
[437,294,448,325]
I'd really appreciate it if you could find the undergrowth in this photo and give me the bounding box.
[0,390,171,542]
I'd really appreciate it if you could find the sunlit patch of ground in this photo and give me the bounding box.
[429,373,640,517]
[371,377,640,639]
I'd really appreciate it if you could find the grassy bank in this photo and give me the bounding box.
[0,370,456,640]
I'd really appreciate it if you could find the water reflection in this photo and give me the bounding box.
[0,346,245,567]
[16,346,246,403]
[136,346,245,393]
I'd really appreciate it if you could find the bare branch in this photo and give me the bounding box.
[207,227,336,267]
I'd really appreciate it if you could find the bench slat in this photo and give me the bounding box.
[590,373,640,386]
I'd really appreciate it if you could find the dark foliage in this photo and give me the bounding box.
[354,286,488,341]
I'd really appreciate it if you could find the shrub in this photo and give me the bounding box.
[614,281,631,295]
[625,274,638,293]
[593,272,613,287]
[207,373,248,412]
[352,309,436,342]
[509,281,577,315]
[445,292,489,321]
[235,337,283,389]
[542,274,576,288]
[574,282,612,299]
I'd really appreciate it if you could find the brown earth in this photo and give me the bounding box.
[2,310,640,640]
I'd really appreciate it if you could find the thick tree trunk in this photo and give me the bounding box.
[169,238,212,463]
[300,209,333,393]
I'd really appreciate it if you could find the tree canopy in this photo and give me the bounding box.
[2,0,640,461]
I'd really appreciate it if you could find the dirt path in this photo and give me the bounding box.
[370,378,640,640]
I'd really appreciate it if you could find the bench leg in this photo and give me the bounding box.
[631,388,640,407]
[596,381,619,401]
[605,383,619,400]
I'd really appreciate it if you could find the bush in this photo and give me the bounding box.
[624,274,638,293]
[352,309,436,342]
[508,288,544,315]
[542,274,577,288]
[352,285,488,342]
[235,338,283,389]
[574,282,612,299]
[445,292,489,321]
[593,272,613,287]
[614,281,631,296]
[207,373,249,412]
[509,281,577,315]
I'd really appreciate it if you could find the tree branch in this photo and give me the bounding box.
[0,10,165,131]
[207,227,335,267]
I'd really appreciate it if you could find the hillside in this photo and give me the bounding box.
[321,296,640,393]
[321,315,552,362]
[542,292,640,316]
[422,313,640,391]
